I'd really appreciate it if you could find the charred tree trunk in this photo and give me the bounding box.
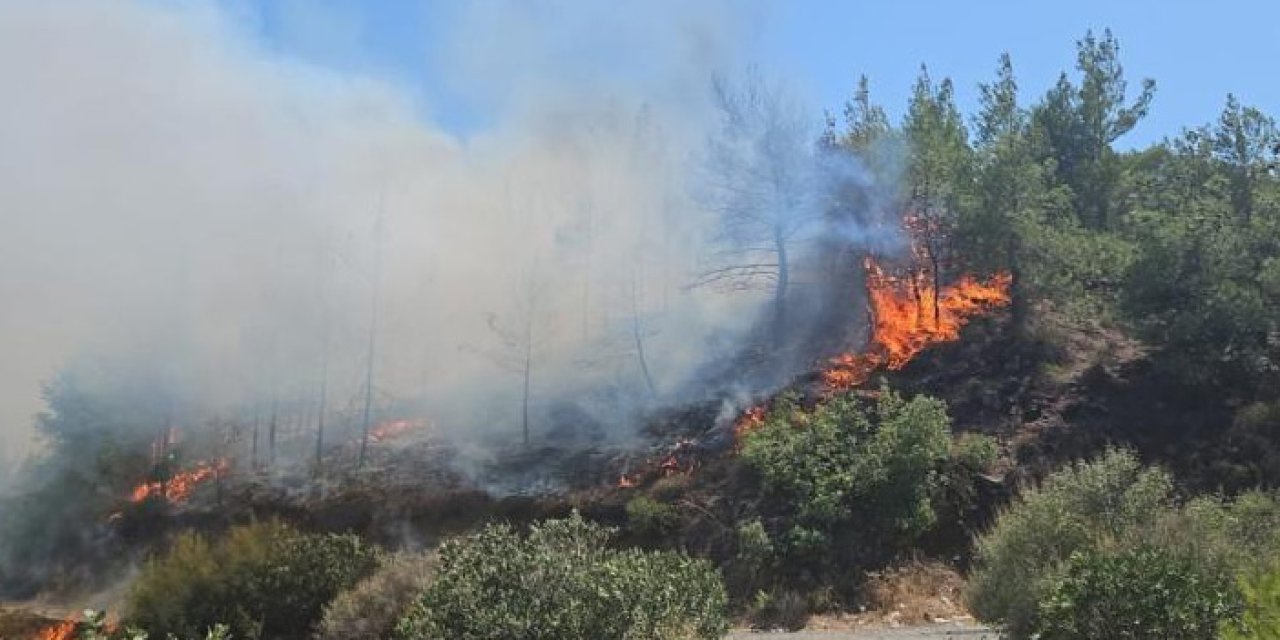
[521,341,532,448]
[268,396,278,468]
[315,368,327,472]
[930,244,942,328]
[630,277,657,398]
[772,224,789,349]
[250,410,259,469]
[358,196,385,470]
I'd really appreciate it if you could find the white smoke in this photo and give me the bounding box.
[0,0,796,457]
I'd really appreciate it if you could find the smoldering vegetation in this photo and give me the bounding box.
[0,1,902,595]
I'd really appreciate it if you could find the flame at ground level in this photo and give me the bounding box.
[733,405,768,443]
[129,458,229,504]
[823,258,1011,392]
[368,418,424,444]
[36,618,75,640]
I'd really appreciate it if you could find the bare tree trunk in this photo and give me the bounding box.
[358,194,385,470]
[930,243,942,328]
[521,342,532,447]
[772,225,789,349]
[315,357,328,472]
[250,410,259,469]
[268,395,278,468]
[630,276,657,398]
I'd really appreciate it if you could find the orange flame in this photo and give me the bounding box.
[36,618,75,640]
[617,473,638,488]
[368,419,422,444]
[823,257,1011,392]
[733,405,767,442]
[129,458,228,504]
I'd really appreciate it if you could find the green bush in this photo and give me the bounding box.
[966,448,1173,637]
[1033,545,1240,640]
[393,512,728,640]
[626,495,680,537]
[126,521,383,639]
[950,433,999,472]
[738,388,950,579]
[317,551,437,640]
[1223,562,1280,640]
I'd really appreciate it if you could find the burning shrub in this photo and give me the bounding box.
[126,521,383,640]
[737,388,951,586]
[316,551,437,640]
[392,512,728,640]
[1033,545,1241,640]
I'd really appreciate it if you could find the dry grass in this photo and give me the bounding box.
[861,559,969,625]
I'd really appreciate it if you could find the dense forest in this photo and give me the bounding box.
[3,27,1280,640]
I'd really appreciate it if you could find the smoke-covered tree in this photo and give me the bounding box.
[0,370,158,595]
[836,75,893,156]
[478,271,552,447]
[698,70,826,348]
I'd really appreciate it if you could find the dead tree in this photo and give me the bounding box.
[698,70,824,348]
[476,273,549,447]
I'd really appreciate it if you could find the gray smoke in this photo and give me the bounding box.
[0,1,890,471]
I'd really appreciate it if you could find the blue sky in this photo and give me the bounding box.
[233,0,1278,148]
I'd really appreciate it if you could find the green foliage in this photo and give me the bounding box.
[393,512,728,640]
[969,450,1280,639]
[738,388,950,587]
[626,495,680,537]
[74,608,227,640]
[1223,562,1280,640]
[966,448,1175,637]
[1034,545,1241,640]
[742,389,949,536]
[950,433,998,472]
[317,552,436,640]
[126,521,383,640]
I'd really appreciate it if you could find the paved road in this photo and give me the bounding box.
[729,624,997,639]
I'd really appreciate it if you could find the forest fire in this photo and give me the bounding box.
[128,458,228,504]
[732,405,768,443]
[36,618,75,640]
[615,438,699,487]
[823,258,1011,392]
[368,419,422,444]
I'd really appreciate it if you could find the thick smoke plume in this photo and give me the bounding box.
[0,1,891,474]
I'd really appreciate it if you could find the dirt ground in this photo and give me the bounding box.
[729,623,997,639]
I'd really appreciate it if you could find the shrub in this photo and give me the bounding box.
[966,448,1173,637]
[1223,562,1280,640]
[739,388,950,578]
[746,589,808,631]
[626,495,680,537]
[317,551,437,640]
[393,512,728,640]
[126,521,383,639]
[950,433,999,472]
[1033,545,1241,640]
